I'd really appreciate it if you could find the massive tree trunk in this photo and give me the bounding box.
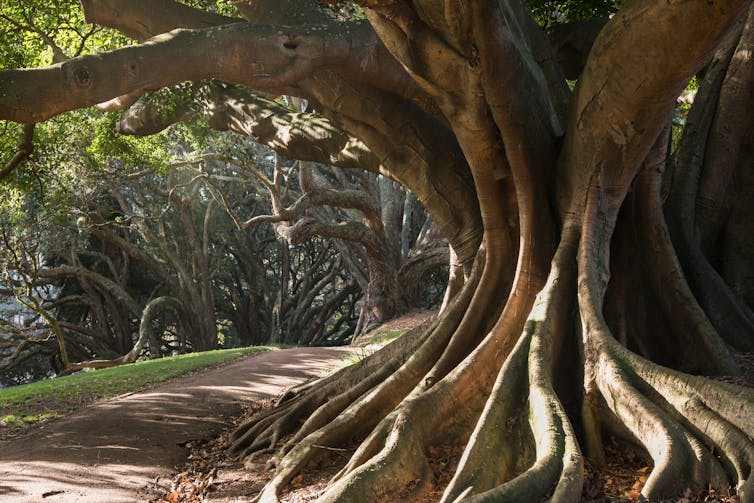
[1,0,754,501]
[228,2,754,501]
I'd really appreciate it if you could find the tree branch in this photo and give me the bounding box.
[0,123,35,181]
[119,82,382,174]
[0,22,378,123]
[80,0,241,42]
[281,217,384,255]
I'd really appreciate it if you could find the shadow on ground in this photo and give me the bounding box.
[0,347,353,502]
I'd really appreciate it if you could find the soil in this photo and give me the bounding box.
[0,346,353,502]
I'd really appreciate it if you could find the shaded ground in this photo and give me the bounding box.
[0,347,353,502]
[156,334,754,502]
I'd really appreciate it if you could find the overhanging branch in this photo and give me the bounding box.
[0,22,372,123]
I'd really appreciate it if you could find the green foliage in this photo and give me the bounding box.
[0,346,274,433]
[0,1,154,227]
[0,185,26,227]
[670,79,699,155]
[527,0,620,27]
[86,112,174,173]
[0,0,127,69]
[1,108,190,242]
[178,0,239,17]
[0,121,22,168]
[370,328,408,345]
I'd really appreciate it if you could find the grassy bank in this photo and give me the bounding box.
[0,346,273,435]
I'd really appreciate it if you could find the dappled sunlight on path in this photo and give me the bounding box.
[0,347,353,502]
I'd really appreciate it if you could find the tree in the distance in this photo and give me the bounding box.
[208,152,448,335]
[2,1,754,502]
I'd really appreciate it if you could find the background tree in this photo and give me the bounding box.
[0,152,370,376]
[208,152,448,335]
[2,1,754,502]
[118,79,452,333]
[0,1,374,373]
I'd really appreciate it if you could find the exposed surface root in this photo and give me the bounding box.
[580,167,754,502]
[584,335,754,501]
[441,234,583,503]
[252,263,484,501]
[440,328,582,503]
[229,316,434,457]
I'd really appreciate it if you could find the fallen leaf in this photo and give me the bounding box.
[632,475,647,490]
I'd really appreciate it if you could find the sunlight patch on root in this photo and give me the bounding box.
[587,335,754,501]
[273,360,399,458]
[592,345,715,497]
[440,328,533,502]
[441,329,582,503]
[441,241,583,503]
[626,350,754,500]
[316,417,433,503]
[231,402,297,457]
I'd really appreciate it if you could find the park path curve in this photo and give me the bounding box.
[0,346,353,502]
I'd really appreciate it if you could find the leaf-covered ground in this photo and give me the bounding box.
[152,348,754,502]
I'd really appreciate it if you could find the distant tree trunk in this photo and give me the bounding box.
[354,255,402,335]
[66,296,183,371]
[272,239,290,344]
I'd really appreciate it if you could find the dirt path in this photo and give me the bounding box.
[0,347,353,503]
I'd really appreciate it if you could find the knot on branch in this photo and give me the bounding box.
[281,36,299,51]
[468,45,480,70]
[73,66,93,89]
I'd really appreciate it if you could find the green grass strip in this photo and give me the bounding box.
[369,328,408,345]
[0,346,274,434]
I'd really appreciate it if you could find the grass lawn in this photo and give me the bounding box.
[320,329,409,377]
[369,328,408,345]
[0,346,274,435]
